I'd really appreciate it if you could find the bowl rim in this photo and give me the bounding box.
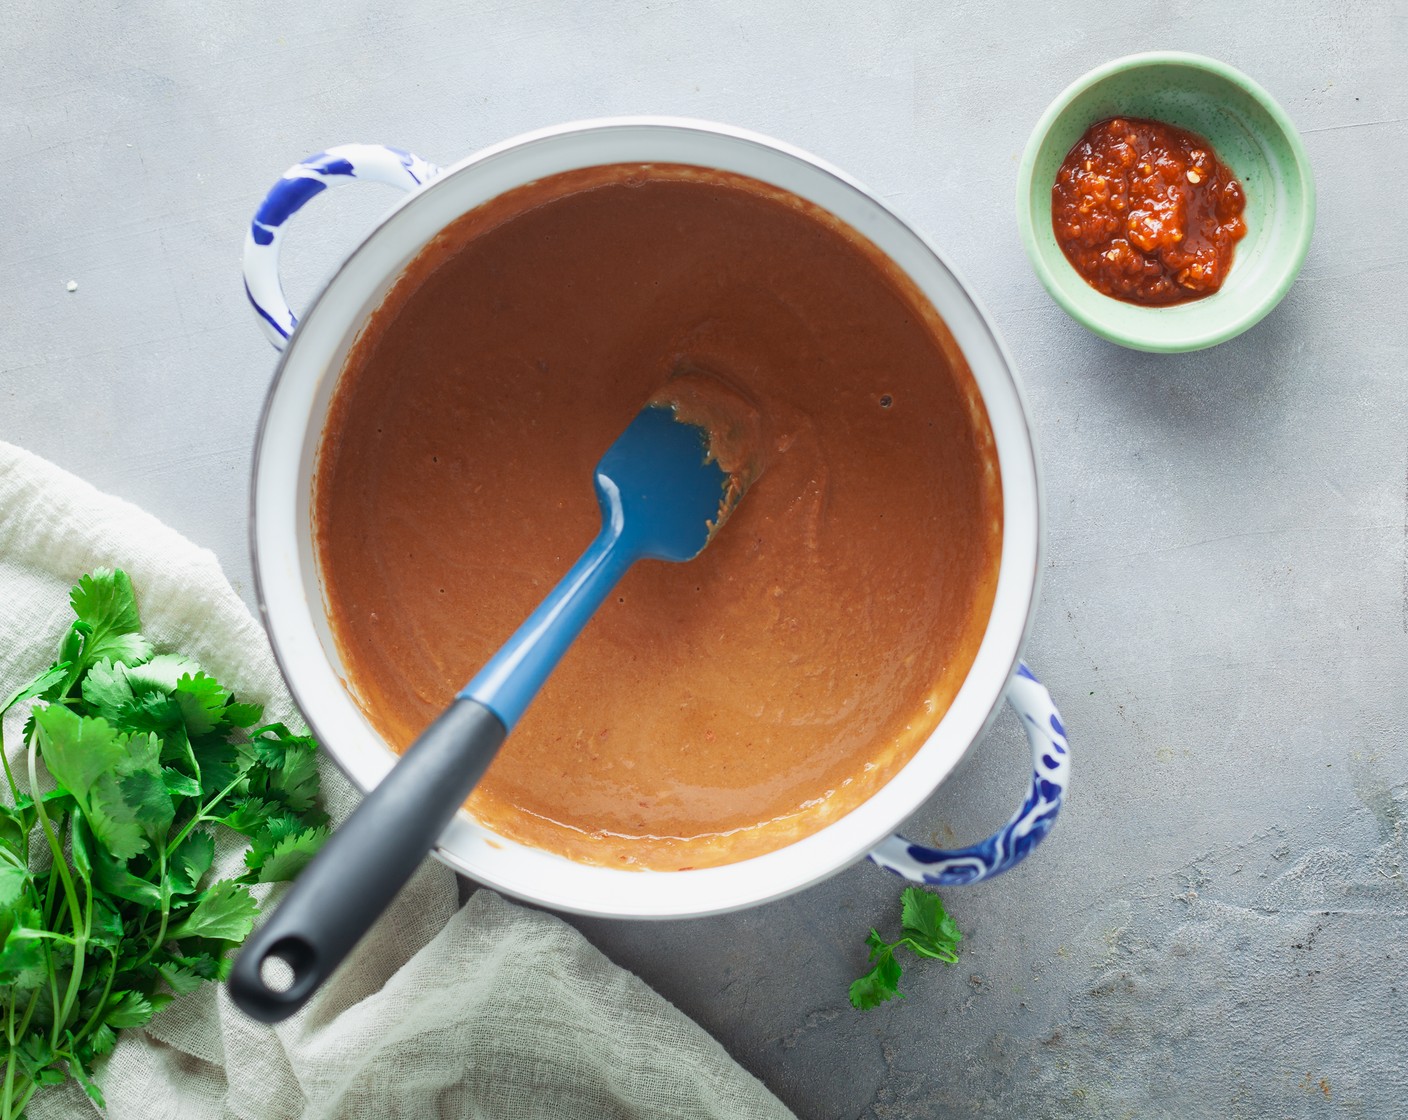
[1015,51,1317,353]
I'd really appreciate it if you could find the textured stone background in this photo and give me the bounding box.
[2,2,1404,1116]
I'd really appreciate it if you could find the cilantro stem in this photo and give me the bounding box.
[57,630,87,698]
[135,848,170,969]
[41,853,61,931]
[849,888,964,1010]
[26,741,81,936]
[0,729,23,837]
[0,722,32,871]
[44,934,62,1050]
[894,934,959,964]
[26,736,88,1050]
[5,1081,35,1120]
[8,990,41,1060]
[67,950,117,1051]
[2,570,331,1115]
[3,989,42,1120]
[163,771,245,859]
[2,929,84,949]
[57,950,118,1096]
[176,724,201,790]
[2,988,18,1120]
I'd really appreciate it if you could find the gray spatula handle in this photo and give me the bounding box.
[227,697,505,1022]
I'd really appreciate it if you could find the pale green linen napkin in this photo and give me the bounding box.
[0,440,794,1120]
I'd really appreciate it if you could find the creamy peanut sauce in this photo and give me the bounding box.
[314,164,1001,869]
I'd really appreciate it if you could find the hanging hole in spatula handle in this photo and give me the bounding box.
[227,697,505,1022]
[242,143,441,350]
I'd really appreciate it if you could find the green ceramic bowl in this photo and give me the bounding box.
[1016,52,1316,353]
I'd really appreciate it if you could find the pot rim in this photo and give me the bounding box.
[249,116,1044,918]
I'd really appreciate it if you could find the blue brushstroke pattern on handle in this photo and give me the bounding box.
[244,279,290,341]
[868,663,1069,885]
[303,152,356,177]
[251,177,327,244]
[242,144,441,350]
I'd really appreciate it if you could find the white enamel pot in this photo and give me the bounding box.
[246,119,1069,921]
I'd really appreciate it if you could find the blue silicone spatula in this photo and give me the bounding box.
[229,403,739,1021]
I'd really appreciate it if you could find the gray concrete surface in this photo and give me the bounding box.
[3,2,1405,1116]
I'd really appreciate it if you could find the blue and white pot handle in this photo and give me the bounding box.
[243,144,442,351]
[243,148,1070,885]
[869,662,1069,884]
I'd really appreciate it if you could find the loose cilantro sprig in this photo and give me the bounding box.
[0,570,328,1117]
[849,886,963,1010]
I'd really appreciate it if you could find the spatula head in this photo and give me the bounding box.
[594,404,735,562]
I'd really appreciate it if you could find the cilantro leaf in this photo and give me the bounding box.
[215,796,279,836]
[34,707,175,859]
[849,888,963,1011]
[103,990,155,1029]
[166,881,259,943]
[124,653,200,696]
[2,569,329,1116]
[1,663,70,716]
[80,658,134,719]
[0,908,50,992]
[69,813,95,879]
[88,898,124,950]
[848,937,903,1010]
[15,1033,56,1079]
[34,707,150,860]
[0,806,28,856]
[246,725,321,814]
[32,704,126,799]
[89,843,162,909]
[169,950,224,983]
[157,962,205,995]
[121,724,162,774]
[246,825,328,883]
[119,764,176,853]
[84,1024,117,1060]
[899,886,962,962]
[58,624,87,676]
[170,830,216,895]
[117,692,183,735]
[65,1049,106,1108]
[0,862,29,911]
[276,748,321,813]
[162,766,202,800]
[69,569,153,670]
[173,672,231,736]
[191,737,244,798]
[223,702,264,728]
[248,812,306,846]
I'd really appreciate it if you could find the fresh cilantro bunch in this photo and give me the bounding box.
[0,570,328,1117]
[849,886,963,1010]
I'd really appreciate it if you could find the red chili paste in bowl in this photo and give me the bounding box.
[1052,117,1247,305]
